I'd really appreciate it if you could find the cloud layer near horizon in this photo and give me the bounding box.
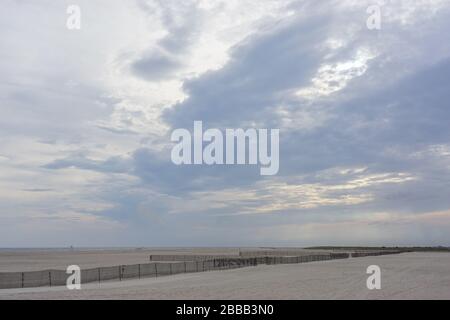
[1,0,450,247]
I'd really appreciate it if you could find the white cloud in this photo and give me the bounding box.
[1,0,450,246]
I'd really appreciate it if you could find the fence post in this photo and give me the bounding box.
[155,263,158,277]
[169,263,172,275]
[21,272,24,288]
[184,262,187,273]
[49,271,52,287]
[98,268,101,283]
[138,264,141,279]
[119,266,122,281]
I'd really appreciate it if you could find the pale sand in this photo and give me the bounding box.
[0,248,324,272]
[1,252,449,299]
[0,248,238,272]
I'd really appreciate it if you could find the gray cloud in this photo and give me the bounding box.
[1,0,450,246]
[132,49,183,81]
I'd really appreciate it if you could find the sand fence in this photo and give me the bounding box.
[351,250,401,258]
[0,251,402,289]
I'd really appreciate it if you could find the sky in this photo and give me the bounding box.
[1,0,450,247]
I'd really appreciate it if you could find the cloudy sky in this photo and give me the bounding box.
[1,0,450,247]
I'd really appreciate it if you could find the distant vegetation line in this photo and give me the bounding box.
[305,246,450,252]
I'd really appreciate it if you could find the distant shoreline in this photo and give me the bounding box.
[1,246,449,252]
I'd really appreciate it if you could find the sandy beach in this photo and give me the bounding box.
[1,252,449,300]
[0,248,238,272]
[0,247,329,272]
